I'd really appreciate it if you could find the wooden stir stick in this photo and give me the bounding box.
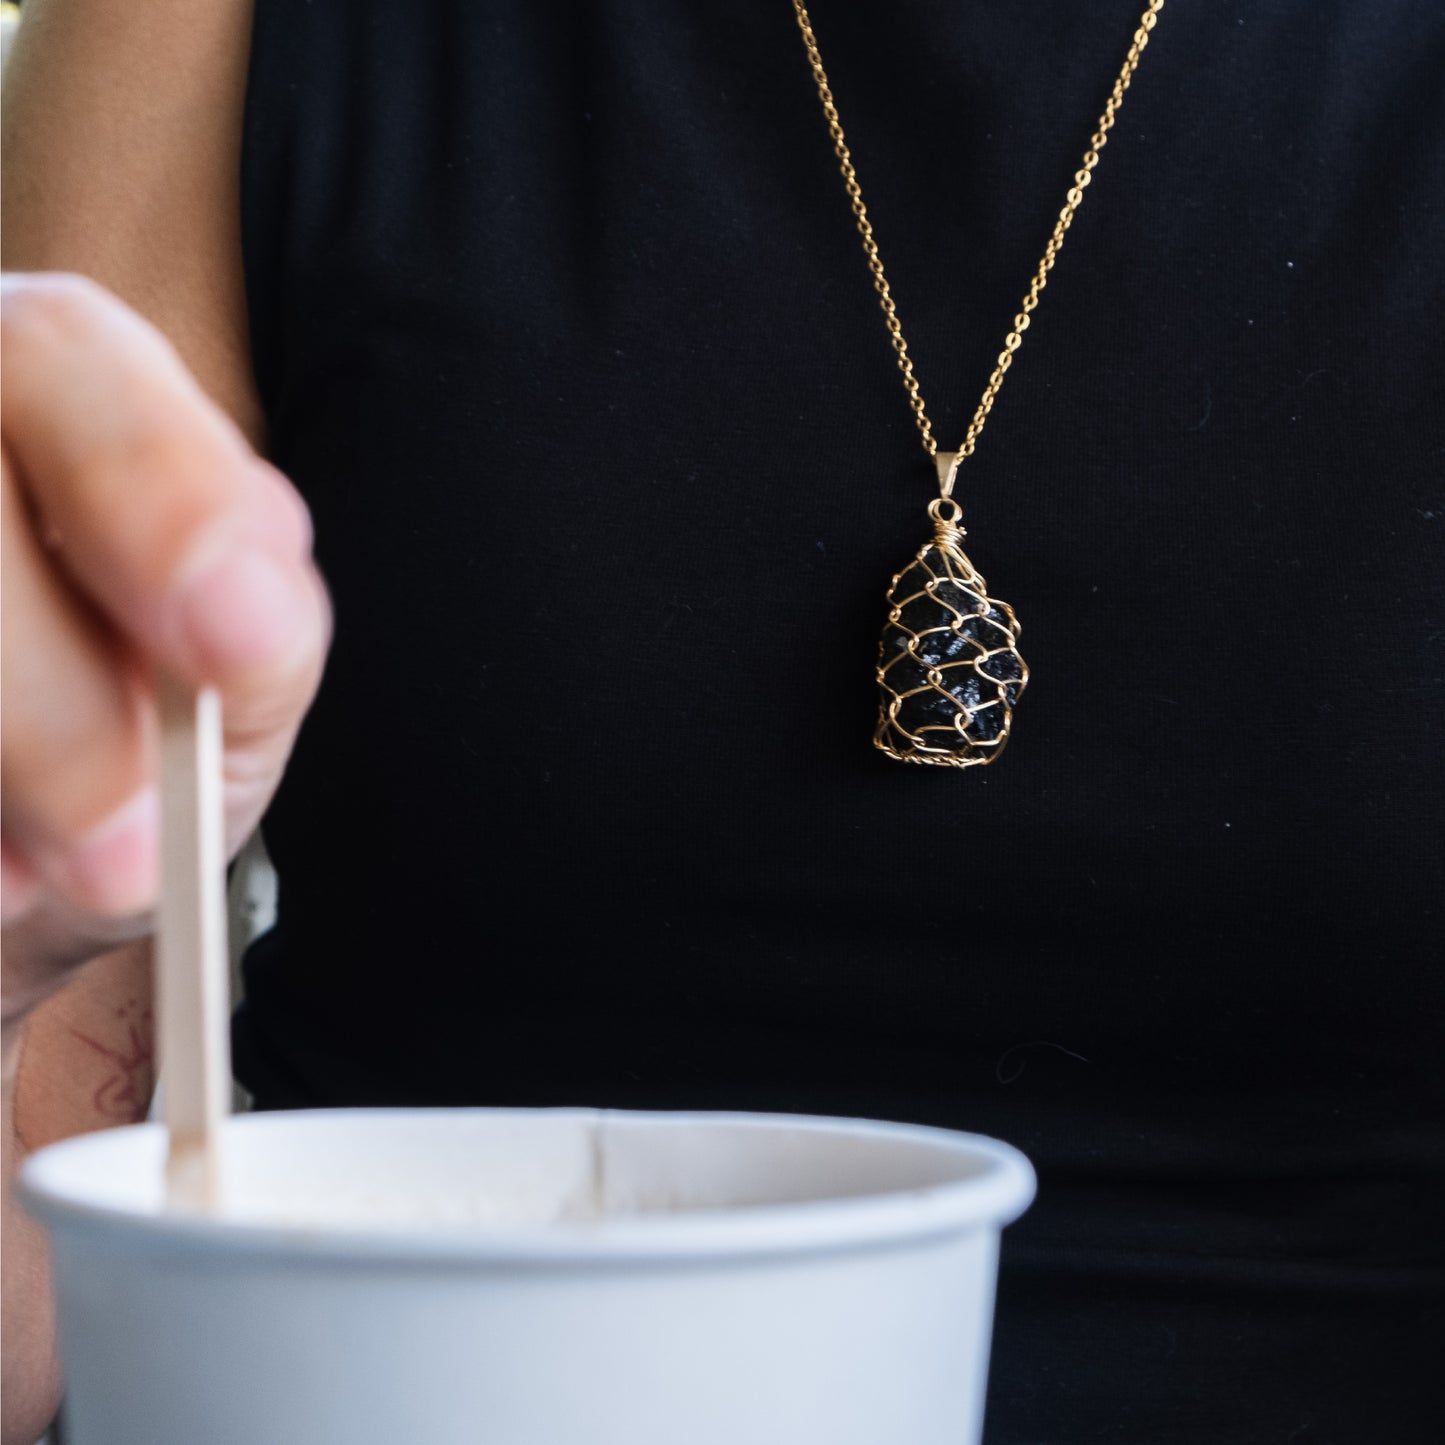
[156,678,231,1210]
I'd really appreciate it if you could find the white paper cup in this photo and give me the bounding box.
[22,1108,1034,1445]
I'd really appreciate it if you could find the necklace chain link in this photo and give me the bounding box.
[791,0,1165,470]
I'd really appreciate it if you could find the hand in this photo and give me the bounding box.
[0,274,329,1068]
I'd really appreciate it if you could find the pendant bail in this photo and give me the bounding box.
[934,450,962,499]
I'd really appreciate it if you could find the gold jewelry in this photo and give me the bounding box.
[792,0,1166,766]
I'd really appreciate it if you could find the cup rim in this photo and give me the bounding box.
[21,1107,1036,1266]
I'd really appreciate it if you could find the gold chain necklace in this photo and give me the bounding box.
[791,0,1166,767]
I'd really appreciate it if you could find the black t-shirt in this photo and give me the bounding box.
[233,2,1445,1438]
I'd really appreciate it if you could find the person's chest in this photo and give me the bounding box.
[241,0,1445,1085]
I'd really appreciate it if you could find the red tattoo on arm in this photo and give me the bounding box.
[68,1000,156,1120]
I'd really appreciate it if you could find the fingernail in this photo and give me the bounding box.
[59,788,160,916]
[175,546,314,672]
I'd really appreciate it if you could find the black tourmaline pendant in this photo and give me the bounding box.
[874,495,1028,768]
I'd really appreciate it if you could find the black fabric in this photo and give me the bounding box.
[233,2,1445,1439]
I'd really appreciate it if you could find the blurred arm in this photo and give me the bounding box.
[2,941,155,1445]
[2,2,260,1439]
[1,0,262,445]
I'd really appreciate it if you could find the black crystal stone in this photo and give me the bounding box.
[875,541,1028,765]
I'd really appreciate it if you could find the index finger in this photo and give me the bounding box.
[0,273,328,723]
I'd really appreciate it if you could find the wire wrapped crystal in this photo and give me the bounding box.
[874,505,1028,767]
